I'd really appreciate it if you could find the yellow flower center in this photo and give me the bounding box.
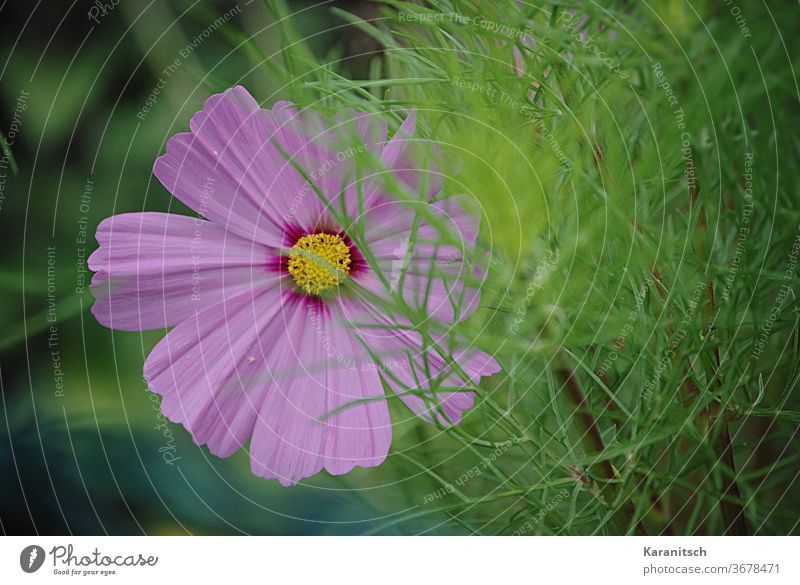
[287,233,352,295]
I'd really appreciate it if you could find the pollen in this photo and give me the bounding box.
[288,233,352,295]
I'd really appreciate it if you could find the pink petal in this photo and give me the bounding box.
[335,109,388,155]
[88,212,274,331]
[378,110,443,198]
[153,87,355,244]
[358,195,484,321]
[249,299,391,486]
[143,287,285,457]
[399,345,499,426]
[345,303,500,427]
[380,109,416,171]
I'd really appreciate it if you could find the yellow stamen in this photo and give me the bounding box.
[288,233,352,295]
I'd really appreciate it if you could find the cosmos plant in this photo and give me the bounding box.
[89,87,499,485]
[74,0,798,535]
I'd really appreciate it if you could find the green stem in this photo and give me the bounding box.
[557,366,647,535]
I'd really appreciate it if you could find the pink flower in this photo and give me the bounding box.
[89,86,499,486]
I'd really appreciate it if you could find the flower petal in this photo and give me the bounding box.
[378,110,443,198]
[88,212,273,331]
[154,87,394,246]
[249,299,392,486]
[143,287,285,458]
[395,344,499,426]
[358,195,484,322]
[344,303,500,427]
[154,87,345,244]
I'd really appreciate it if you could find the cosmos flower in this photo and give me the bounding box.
[89,86,499,486]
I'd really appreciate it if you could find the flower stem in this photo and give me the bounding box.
[558,367,614,479]
[713,422,750,535]
[557,366,647,535]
